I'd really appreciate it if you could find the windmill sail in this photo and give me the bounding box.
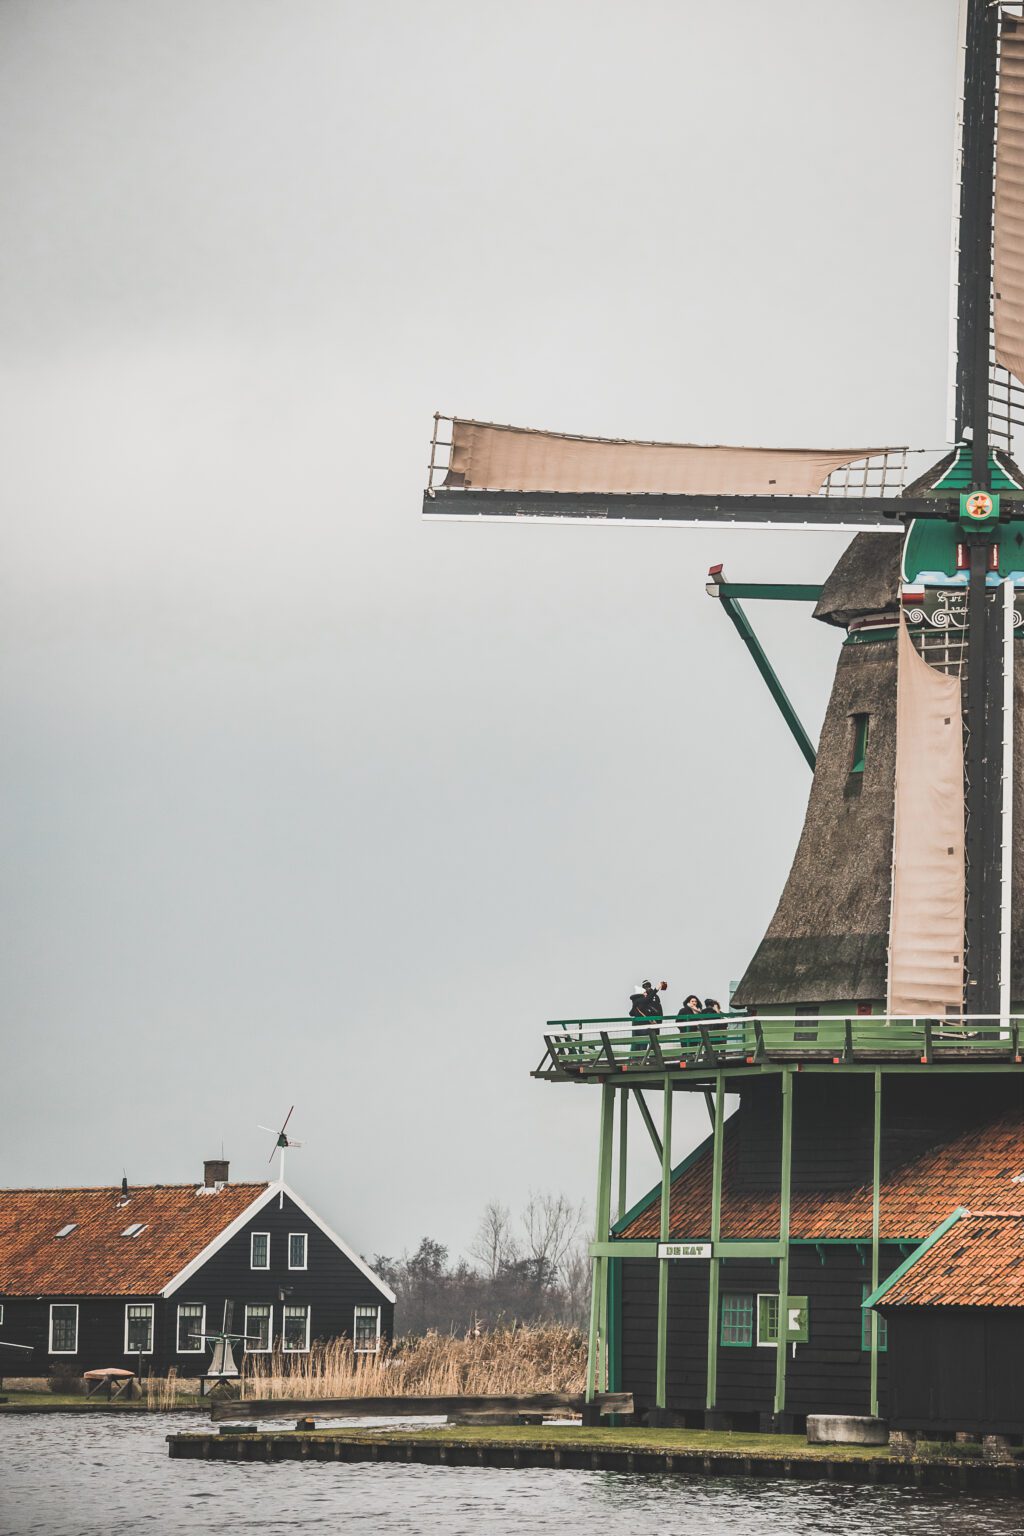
[886,617,966,1016]
[995,16,1024,387]
[443,419,894,498]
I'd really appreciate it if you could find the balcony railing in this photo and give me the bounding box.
[535,1013,1024,1078]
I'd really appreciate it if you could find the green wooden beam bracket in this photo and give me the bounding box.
[773,1069,793,1417]
[712,581,823,602]
[617,1085,629,1224]
[586,1082,615,1403]
[705,1072,725,1412]
[655,1080,673,1411]
[717,1239,786,1259]
[632,1088,663,1162]
[870,1070,882,1418]
[707,568,817,770]
[590,1240,659,1257]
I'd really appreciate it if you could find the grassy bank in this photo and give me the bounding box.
[203,1424,893,1461]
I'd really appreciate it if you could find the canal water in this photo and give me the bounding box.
[2,1414,1024,1536]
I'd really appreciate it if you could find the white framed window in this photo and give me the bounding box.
[124,1303,154,1354]
[177,1303,205,1353]
[353,1305,381,1353]
[49,1303,78,1354]
[250,1232,270,1270]
[56,1224,77,1238]
[244,1304,273,1353]
[121,1223,147,1238]
[288,1232,308,1270]
[282,1304,310,1352]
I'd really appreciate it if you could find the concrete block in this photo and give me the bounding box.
[806,1414,888,1446]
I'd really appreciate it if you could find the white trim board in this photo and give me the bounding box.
[160,1181,396,1304]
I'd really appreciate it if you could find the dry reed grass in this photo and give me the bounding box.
[143,1366,190,1409]
[242,1324,586,1400]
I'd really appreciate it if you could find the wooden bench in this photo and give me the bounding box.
[84,1368,138,1400]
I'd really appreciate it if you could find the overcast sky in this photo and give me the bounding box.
[0,1,956,1262]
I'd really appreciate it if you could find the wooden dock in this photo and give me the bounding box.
[167,1428,1024,1493]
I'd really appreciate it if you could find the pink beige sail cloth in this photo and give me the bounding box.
[443,420,890,498]
[996,17,1024,385]
[886,617,966,1016]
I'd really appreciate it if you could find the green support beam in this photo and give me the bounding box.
[705,1072,725,1412]
[586,1082,615,1404]
[706,570,817,770]
[617,1086,629,1223]
[655,1080,674,1411]
[632,1088,663,1161]
[870,1070,882,1418]
[712,582,823,602]
[773,1069,793,1418]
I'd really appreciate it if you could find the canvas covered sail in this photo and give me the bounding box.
[886,616,965,1016]
[443,419,892,498]
[995,16,1024,385]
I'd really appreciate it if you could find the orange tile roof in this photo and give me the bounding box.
[620,1112,1024,1242]
[0,1183,268,1297]
[879,1210,1024,1307]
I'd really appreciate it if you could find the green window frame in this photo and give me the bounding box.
[851,713,869,774]
[861,1284,888,1351]
[757,1293,780,1346]
[719,1292,753,1347]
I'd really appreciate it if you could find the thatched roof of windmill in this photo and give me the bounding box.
[732,635,898,1006]
[813,531,901,628]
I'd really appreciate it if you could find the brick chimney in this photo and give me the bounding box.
[203,1158,229,1189]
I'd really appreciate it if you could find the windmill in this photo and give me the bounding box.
[258,1106,303,1202]
[423,1,1024,1430]
[193,1301,264,1399]
[423,0,1024,1024]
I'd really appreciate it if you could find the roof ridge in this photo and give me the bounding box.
[0,1181,269,1193]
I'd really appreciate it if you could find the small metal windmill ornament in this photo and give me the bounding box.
[257,1112,302,1204]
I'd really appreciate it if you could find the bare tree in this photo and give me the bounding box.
[521,1192,585,1286]
[469,1199,517,1279]
[558,1240,591,1329]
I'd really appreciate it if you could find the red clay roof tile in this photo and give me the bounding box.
[0,1183,268,1297]
[620,1112,1024,1242]
[880,1209,1024,1307]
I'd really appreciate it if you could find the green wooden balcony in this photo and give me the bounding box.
[535,1013,1024,1081]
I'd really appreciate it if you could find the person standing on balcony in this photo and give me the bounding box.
[630,980,667,1017]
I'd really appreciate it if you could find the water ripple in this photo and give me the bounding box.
[1,1414,1022,1536]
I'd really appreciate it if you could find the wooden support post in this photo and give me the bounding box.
[705,1071,725,1412]
[586,1081,615,1404]
[655,1078,674,1412]
[702,1086,716,1127]
[870,1070,882,1418]
[773,1069,793,1419]
[617,1087,629,1223]
[632,1088,663,1162]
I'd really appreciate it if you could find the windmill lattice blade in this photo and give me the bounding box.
[223,1299,234,1334]
[279,1106,295,1136]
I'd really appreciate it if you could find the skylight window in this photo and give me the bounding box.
[121,1223,147,1238]
[55,1224,77,1238]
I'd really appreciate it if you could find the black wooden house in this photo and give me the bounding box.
[0,1160,395,1378]
[870,1208,1024,1438]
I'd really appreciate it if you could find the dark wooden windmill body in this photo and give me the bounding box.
[426,2,1024,1432]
